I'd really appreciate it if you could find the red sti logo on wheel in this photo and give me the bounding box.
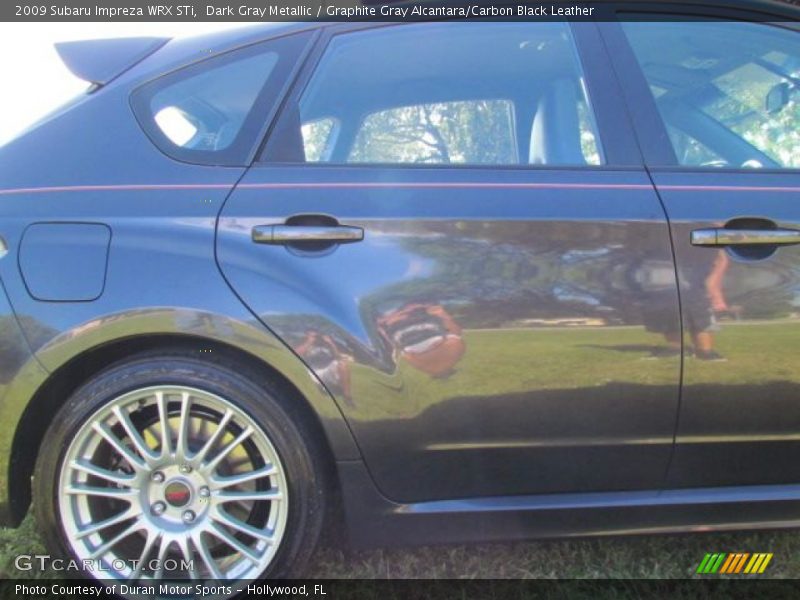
[164,482,191,507]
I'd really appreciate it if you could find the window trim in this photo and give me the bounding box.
[256,21,638,169]
[570,21,641,167]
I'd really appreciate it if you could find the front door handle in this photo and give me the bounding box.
[691,228,800,247]
[252,224,364,245]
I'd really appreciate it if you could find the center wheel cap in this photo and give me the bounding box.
[164,481,192,507]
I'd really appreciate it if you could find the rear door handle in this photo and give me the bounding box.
[691,228,800,247]
[252,224,364,245]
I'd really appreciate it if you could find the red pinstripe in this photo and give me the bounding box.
[0,182,797,196]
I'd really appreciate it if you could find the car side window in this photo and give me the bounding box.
[131,32,311,166]
[301,117,338,161]
[263,23,603,166]
[622,20,800,169]
[349,99,518,165]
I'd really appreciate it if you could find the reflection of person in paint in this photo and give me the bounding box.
[377,304,466,378]
[644,250,731,361]
[702,250,734,351]
[295,331,352,399]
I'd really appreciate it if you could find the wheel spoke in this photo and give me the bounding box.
[176,536,198,580]
[176,392,192,461]
[92,422,147,471]
[129,530,160,581]
[205,426,254,473]
[89,519,143,560]
[212,509,275,543]
[209,522,260,564]
[153,537,172,581]
[70,460,136,488]
[192,533,222,580]
[216,489,282,503]
[193,409,233,464]
[65,484,137,500]
[75,507,138,540]
[112,405,156,464]
[156,391,172,458]
[211,465,277,489]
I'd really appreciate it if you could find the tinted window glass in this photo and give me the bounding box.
[150,52,278,152]
[301,117,337,162]
[623,20,800,169]
[265,23,602,166]
[132,33,310,166]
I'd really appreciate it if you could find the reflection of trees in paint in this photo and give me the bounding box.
[359,222,654,329]
[365,222,798,328]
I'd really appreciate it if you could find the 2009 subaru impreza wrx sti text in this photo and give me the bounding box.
[1,0,800,585]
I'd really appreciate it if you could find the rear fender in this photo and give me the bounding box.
[29,307,360,460]
[1,307,360,525]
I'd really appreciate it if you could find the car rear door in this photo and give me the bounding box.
[606,13,800,488]
[217,22,682,502]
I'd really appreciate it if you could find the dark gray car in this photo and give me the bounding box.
[1,1,799,584]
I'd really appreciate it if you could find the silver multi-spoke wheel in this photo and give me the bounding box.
[58,385,288,582]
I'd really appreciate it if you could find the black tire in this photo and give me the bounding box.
[33,352,327,580]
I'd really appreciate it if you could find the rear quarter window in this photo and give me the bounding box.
[131,32,311,166]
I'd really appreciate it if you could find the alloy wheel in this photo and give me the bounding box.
[58,385,288,581]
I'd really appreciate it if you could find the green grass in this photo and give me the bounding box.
[306,529,800,579]
[348,320,800,424]
[2,321,800,580]
[3,513,800,579]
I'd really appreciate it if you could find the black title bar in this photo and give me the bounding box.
[3,0,800,22]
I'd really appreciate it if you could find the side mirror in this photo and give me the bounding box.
[766,82,792,114]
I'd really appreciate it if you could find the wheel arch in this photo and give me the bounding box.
[9,326,359,525]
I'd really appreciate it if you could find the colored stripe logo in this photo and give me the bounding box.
[697,553,773,574]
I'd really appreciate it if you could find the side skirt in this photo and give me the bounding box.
[336,461,800,548]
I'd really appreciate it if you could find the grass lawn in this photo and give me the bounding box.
[3,513,800,579]
[2,322,800,580]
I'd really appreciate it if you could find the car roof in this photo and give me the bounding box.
[108,1,800,89]
[144,0,800,63]
[115,22,323,87]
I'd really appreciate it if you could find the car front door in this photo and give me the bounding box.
[610,15,800,488]
[217,22,682,502]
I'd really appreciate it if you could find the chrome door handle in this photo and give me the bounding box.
[691,228,800,247]
[252,224,364,244]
